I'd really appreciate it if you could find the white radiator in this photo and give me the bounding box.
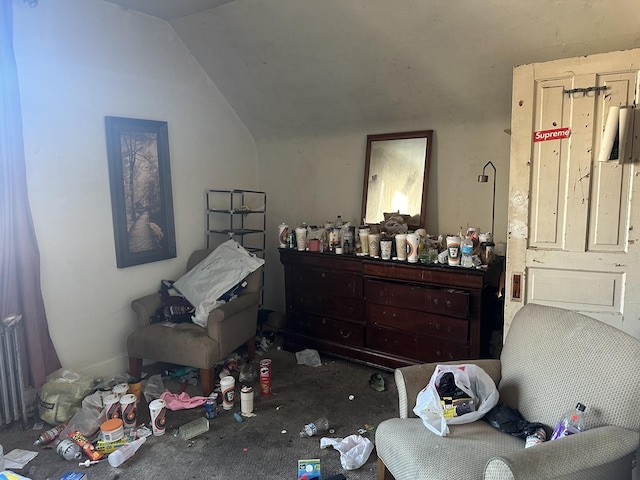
[0,315,28,426]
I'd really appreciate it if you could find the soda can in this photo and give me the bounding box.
[259,359,272,396]
[278,223,290,248]
[205,397,217,419]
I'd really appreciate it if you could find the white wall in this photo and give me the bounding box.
[259,120,510,312]
[13,0,258,378]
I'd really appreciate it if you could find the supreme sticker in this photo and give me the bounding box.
[533,127,571,142]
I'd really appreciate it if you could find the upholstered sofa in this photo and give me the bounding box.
[376,303,640,480]
[127,249,262,396]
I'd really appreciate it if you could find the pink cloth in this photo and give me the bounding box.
[160,391,209,411]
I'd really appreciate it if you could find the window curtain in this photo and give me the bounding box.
[1,0,61,388]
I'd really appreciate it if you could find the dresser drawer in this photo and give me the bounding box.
[366,325,418,359]
[286,312,364,347]
[365,279,470,319]
[367,304,469,343]
[291,266,362,299]
[417,336,469,363]
[291,292,364,321]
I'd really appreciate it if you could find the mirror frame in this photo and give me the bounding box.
[361,130,433,230]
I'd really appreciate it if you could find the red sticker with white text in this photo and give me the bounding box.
[533,127,571,142]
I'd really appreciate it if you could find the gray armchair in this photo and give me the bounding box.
[127,249,262,395]
[376,303,640,480]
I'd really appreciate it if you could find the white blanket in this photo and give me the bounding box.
[174,240,264,327]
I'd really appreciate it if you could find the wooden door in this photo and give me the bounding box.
[505,48,640,340]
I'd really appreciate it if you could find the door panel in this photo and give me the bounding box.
[506,48,640,341]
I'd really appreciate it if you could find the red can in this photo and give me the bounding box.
[259,359,272,396]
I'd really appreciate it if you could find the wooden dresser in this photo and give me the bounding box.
[279,248,503,370]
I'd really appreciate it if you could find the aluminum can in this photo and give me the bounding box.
[259,358,272,396]
[56,438,82,461]
[278,223,290,248]
[205,397,217,419]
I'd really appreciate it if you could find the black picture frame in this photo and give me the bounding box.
[105,116,177,268]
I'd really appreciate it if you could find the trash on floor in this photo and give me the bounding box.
[297,458,321,480]
[320,434,374,470]
[295,349,322,367]
[368,373,385,392]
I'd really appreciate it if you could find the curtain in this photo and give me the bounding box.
[1,0,61,388]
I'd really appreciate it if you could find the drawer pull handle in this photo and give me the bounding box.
[446,300,452,307]
[435,323,440,330]
[436,350,442,356]
[448,353,454,359]
[322,272,326,278]
[433,298,439,305]
[447,327,453,333]
[340,329,351,339]
[322,318,327,325]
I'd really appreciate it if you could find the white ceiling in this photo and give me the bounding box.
[104,0,640,139]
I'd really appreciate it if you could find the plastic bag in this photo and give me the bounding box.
[37,369,94,424]
[295,349,322,367]
[143,374,166,403]
[413,364,499,437]
[320,435,374,470]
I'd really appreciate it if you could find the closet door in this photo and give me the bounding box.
[505,48,640,340]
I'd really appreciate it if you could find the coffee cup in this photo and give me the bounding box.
[368,233,380,257]
[221,376,236,410]
[119,393,137,430]
[407,233,420,263]
[380,238,393,260]
[446,236,462,266]
[359,228,370,255]
[104,393,121,420]
[295,227,307,251]
[149,399,167,436]
[395,234,407,261]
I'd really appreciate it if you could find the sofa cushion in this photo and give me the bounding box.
[375,418,522,480]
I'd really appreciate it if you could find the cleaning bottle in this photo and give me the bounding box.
[107,436,146,467]
[550,403,587,440]
[299,417,329,437]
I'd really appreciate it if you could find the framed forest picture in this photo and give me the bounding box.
[105,116,176,268]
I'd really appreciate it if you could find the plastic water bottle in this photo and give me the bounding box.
[461,235,474,268]
[108,437,146,467]
[550,403,587,440]
[299,417,329,437]
[174,417,210,440]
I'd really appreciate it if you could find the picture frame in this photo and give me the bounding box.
[105,116,177,268]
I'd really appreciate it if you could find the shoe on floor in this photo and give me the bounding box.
[369,373,385,392]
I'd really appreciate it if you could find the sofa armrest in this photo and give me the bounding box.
[130,293,162,328]
[395,358,502,419]
[484,425,638,479]
[206,291,260,337]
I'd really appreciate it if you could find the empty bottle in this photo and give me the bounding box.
[461,235,474,268]
[299,417,329,437]
[34,423,67,446]
[175,417,210,440]
[108,437,146,467]
[550,403,587,440]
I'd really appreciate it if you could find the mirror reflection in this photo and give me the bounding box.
[362,130,433,229]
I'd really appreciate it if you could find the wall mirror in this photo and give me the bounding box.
[361,130,433,229]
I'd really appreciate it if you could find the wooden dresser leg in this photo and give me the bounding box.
[200,367,215,396]
[377,457,395,480]
[129,357,143,379]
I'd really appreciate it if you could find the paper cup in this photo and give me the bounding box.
[368,233,380,257]
[240,385,254,415]
[358,228,370,255]
[278,223,289,248]
[149,399,167,436]
[120,393,137,430]
[380,238,393,260]
[221,376,236,410]
[112,383,129,398]
[104,393,121,420]
[447,236,462,266]
[395,234,407,261]
[295,227,307,251]
[407,233,420,263]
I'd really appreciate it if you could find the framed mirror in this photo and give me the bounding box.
[361,130,433,230]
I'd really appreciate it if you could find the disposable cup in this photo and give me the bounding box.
[104,393,121,420]
[221,376,236,410]
[447,236,462,266]
[149,399,167,436]
[380,238,393,260]
[112,383,128,398]
[359,228,370,255]
[407,233,420,263]
[395,234,407,261]
[368,233,380,257]
[119,393,137,430]
[295,227,307,251]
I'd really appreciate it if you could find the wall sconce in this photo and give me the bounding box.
[477,161,496,236]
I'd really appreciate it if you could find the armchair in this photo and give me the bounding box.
[127,249,262,396]
[376,303,640,479]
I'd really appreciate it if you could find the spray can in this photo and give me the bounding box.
[259,359,272,396]
[34,423,67,446]
[55,438,82,461]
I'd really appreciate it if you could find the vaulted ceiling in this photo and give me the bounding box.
[105,0,640,139]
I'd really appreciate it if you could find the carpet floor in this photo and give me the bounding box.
[0,337,402,480]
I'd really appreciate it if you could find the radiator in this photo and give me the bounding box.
[0,314,28,426]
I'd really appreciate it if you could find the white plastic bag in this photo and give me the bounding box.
[173,240,264,327]
[320,435,374,470]
[413,364,499,436]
